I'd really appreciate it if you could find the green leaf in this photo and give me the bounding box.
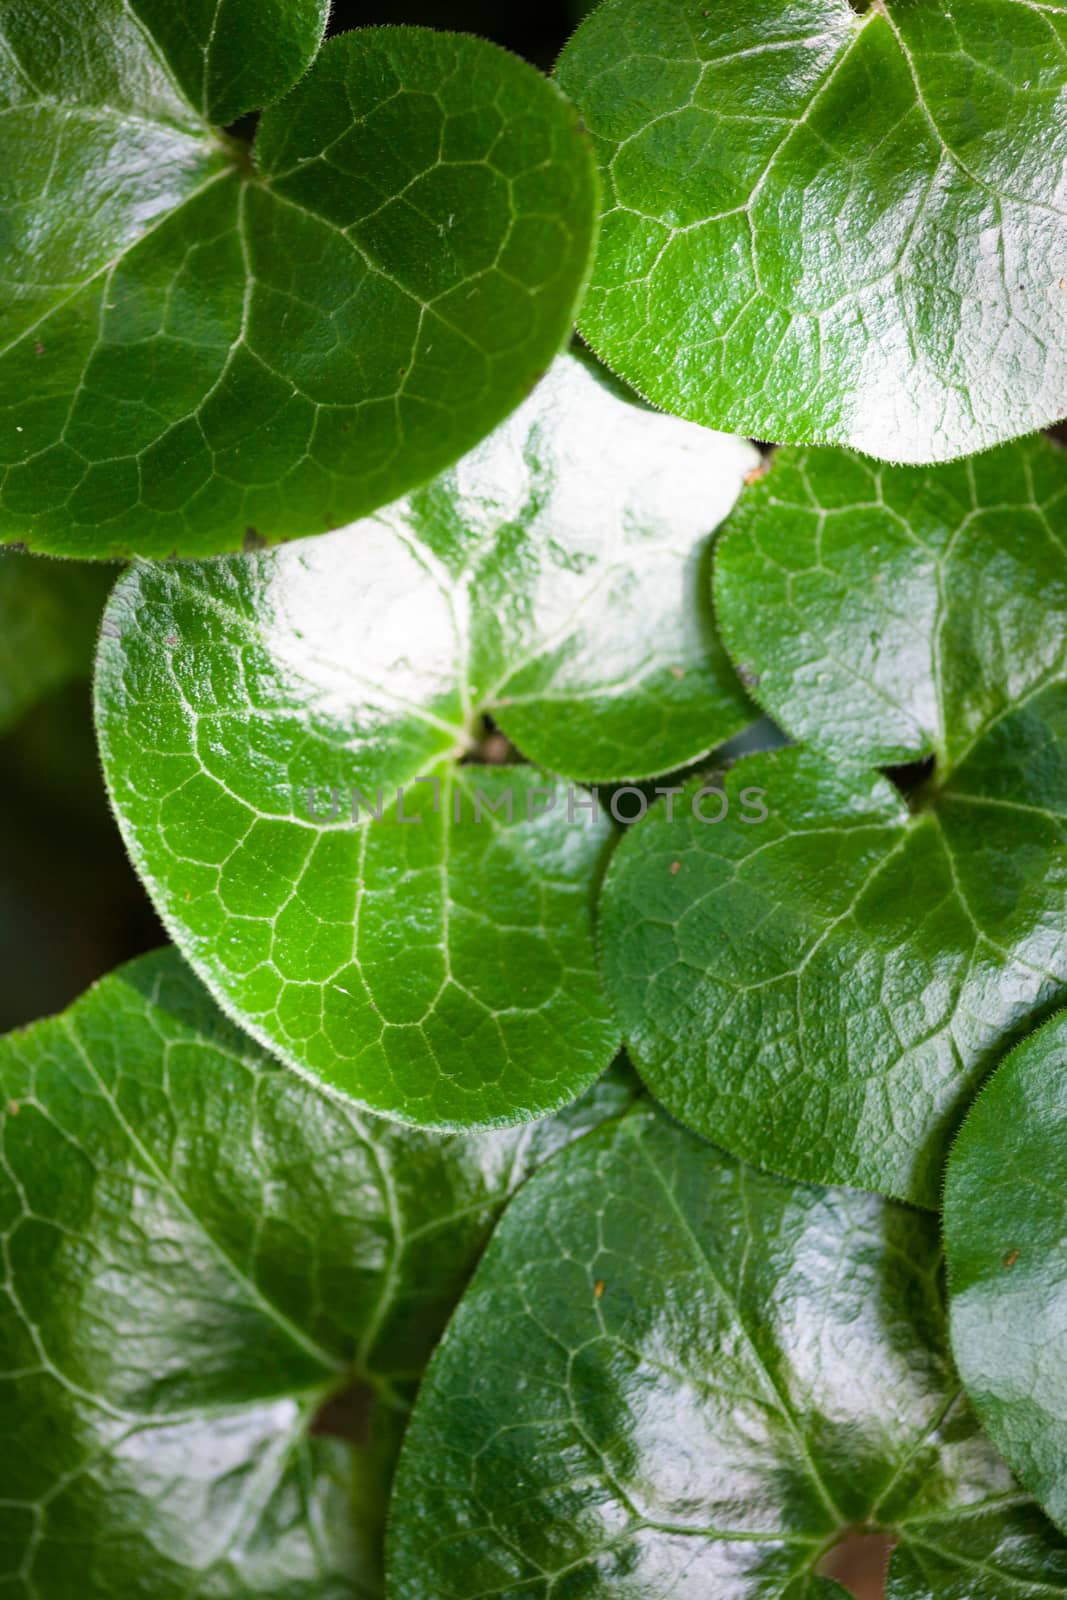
[945,1010,1067,1539]
[601,435,1067,1205]
[387,1103,1067,1598]
[0,948,638,1598]
[95,353,755,1125]
[0,16,597,559]
[123,0,330,125]
[555,0,1067,464]
[0,550,113,732]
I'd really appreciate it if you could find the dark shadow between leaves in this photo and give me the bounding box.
[883,753,937,812]
[310,1378,377,1446]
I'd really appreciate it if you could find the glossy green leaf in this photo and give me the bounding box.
[556,0,1067,464]
[95,353,756,1125]
[602,436,1067,1205]
[945,1010,1067,1539]
[0,14,597,559]
[387,1102,1067,1599]
[0,551,113,732]
[0,948,638,1598]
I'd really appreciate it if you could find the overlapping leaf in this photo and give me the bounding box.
[0,949,637,1598]
[0,9,597,557]
[388,1102,1067,1598]
[946,1010,1067,1539]
[556,0,1067,463]
[0,550,112,731]
[601,436,1067,1204]
[95,354,755,1125]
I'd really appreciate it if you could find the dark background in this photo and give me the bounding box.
[327,1,594,67]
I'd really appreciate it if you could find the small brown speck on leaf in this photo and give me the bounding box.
[6,1102,18,1116]
[744,465,766,486]
[594,1279,605,1299]
[243,526,266,552]
[669,664,685,679]
[34,342,44,356]
[1060,278,1066,291]
[166,634,179,646]
[670,861,681,875]
[1003,1249,1020,1269]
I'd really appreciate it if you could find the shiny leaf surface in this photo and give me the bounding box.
[602,437,1067,1204]
[556,0,1067,463]
[95,354,756,1124]
[0,551,113,732]
[0,14,597,558]
[945,1011,1067,1538]
[387,1103,1067,1598]
[0,949,638,1598]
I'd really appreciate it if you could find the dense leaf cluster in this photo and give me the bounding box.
[1,3,1066,1597]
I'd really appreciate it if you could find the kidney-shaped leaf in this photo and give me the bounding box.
[0,12,597,558]
[0,550,113,732]
[556,0,1067,464]
[0,949,637,1598]
[945,1011,1067,1539]
[601,436,1067,1205]
[95,354,755,1125]
[387,1103,1067,1598]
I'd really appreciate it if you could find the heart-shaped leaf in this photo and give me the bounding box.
[601,435,1067,1204]
[0,551,112,732]
[0,949,637,1598]
[945,1010,1067,1539]
[387,1103,1067,1598]
[0,14,597,558]
[556,0,1067,464]
[95,354,755,1125]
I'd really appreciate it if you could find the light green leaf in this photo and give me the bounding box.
[0,550,113,731]
[95,353,755,1125]
[601,436,1067,1204]
[0,15,597,558]
[387,1103,1067,1598]
[0,949,638,1598]
[945,1010,1067,1539]
[556,0,1067,464]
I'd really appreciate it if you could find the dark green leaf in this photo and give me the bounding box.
[0,16,597,558]
[0,550,113,731]
[387,1103,1067,1598]
[601,436,1067,1204]
[945,1010,1067,1539]
[556,0,1067,463]
[0,948,637,1598]
[95,354,756,1124]
[125,0,330,125]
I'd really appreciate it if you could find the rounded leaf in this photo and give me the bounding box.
[95,356,757,1125]
[603,437,1067,1204]
[0,949,637,1597]
[388,1104,1067,1598]
[0,21,598,557]
[946,1011,1067,1538]
[556,0,1067,463]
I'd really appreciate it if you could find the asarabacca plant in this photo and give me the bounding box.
[0,2,1065,1597]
